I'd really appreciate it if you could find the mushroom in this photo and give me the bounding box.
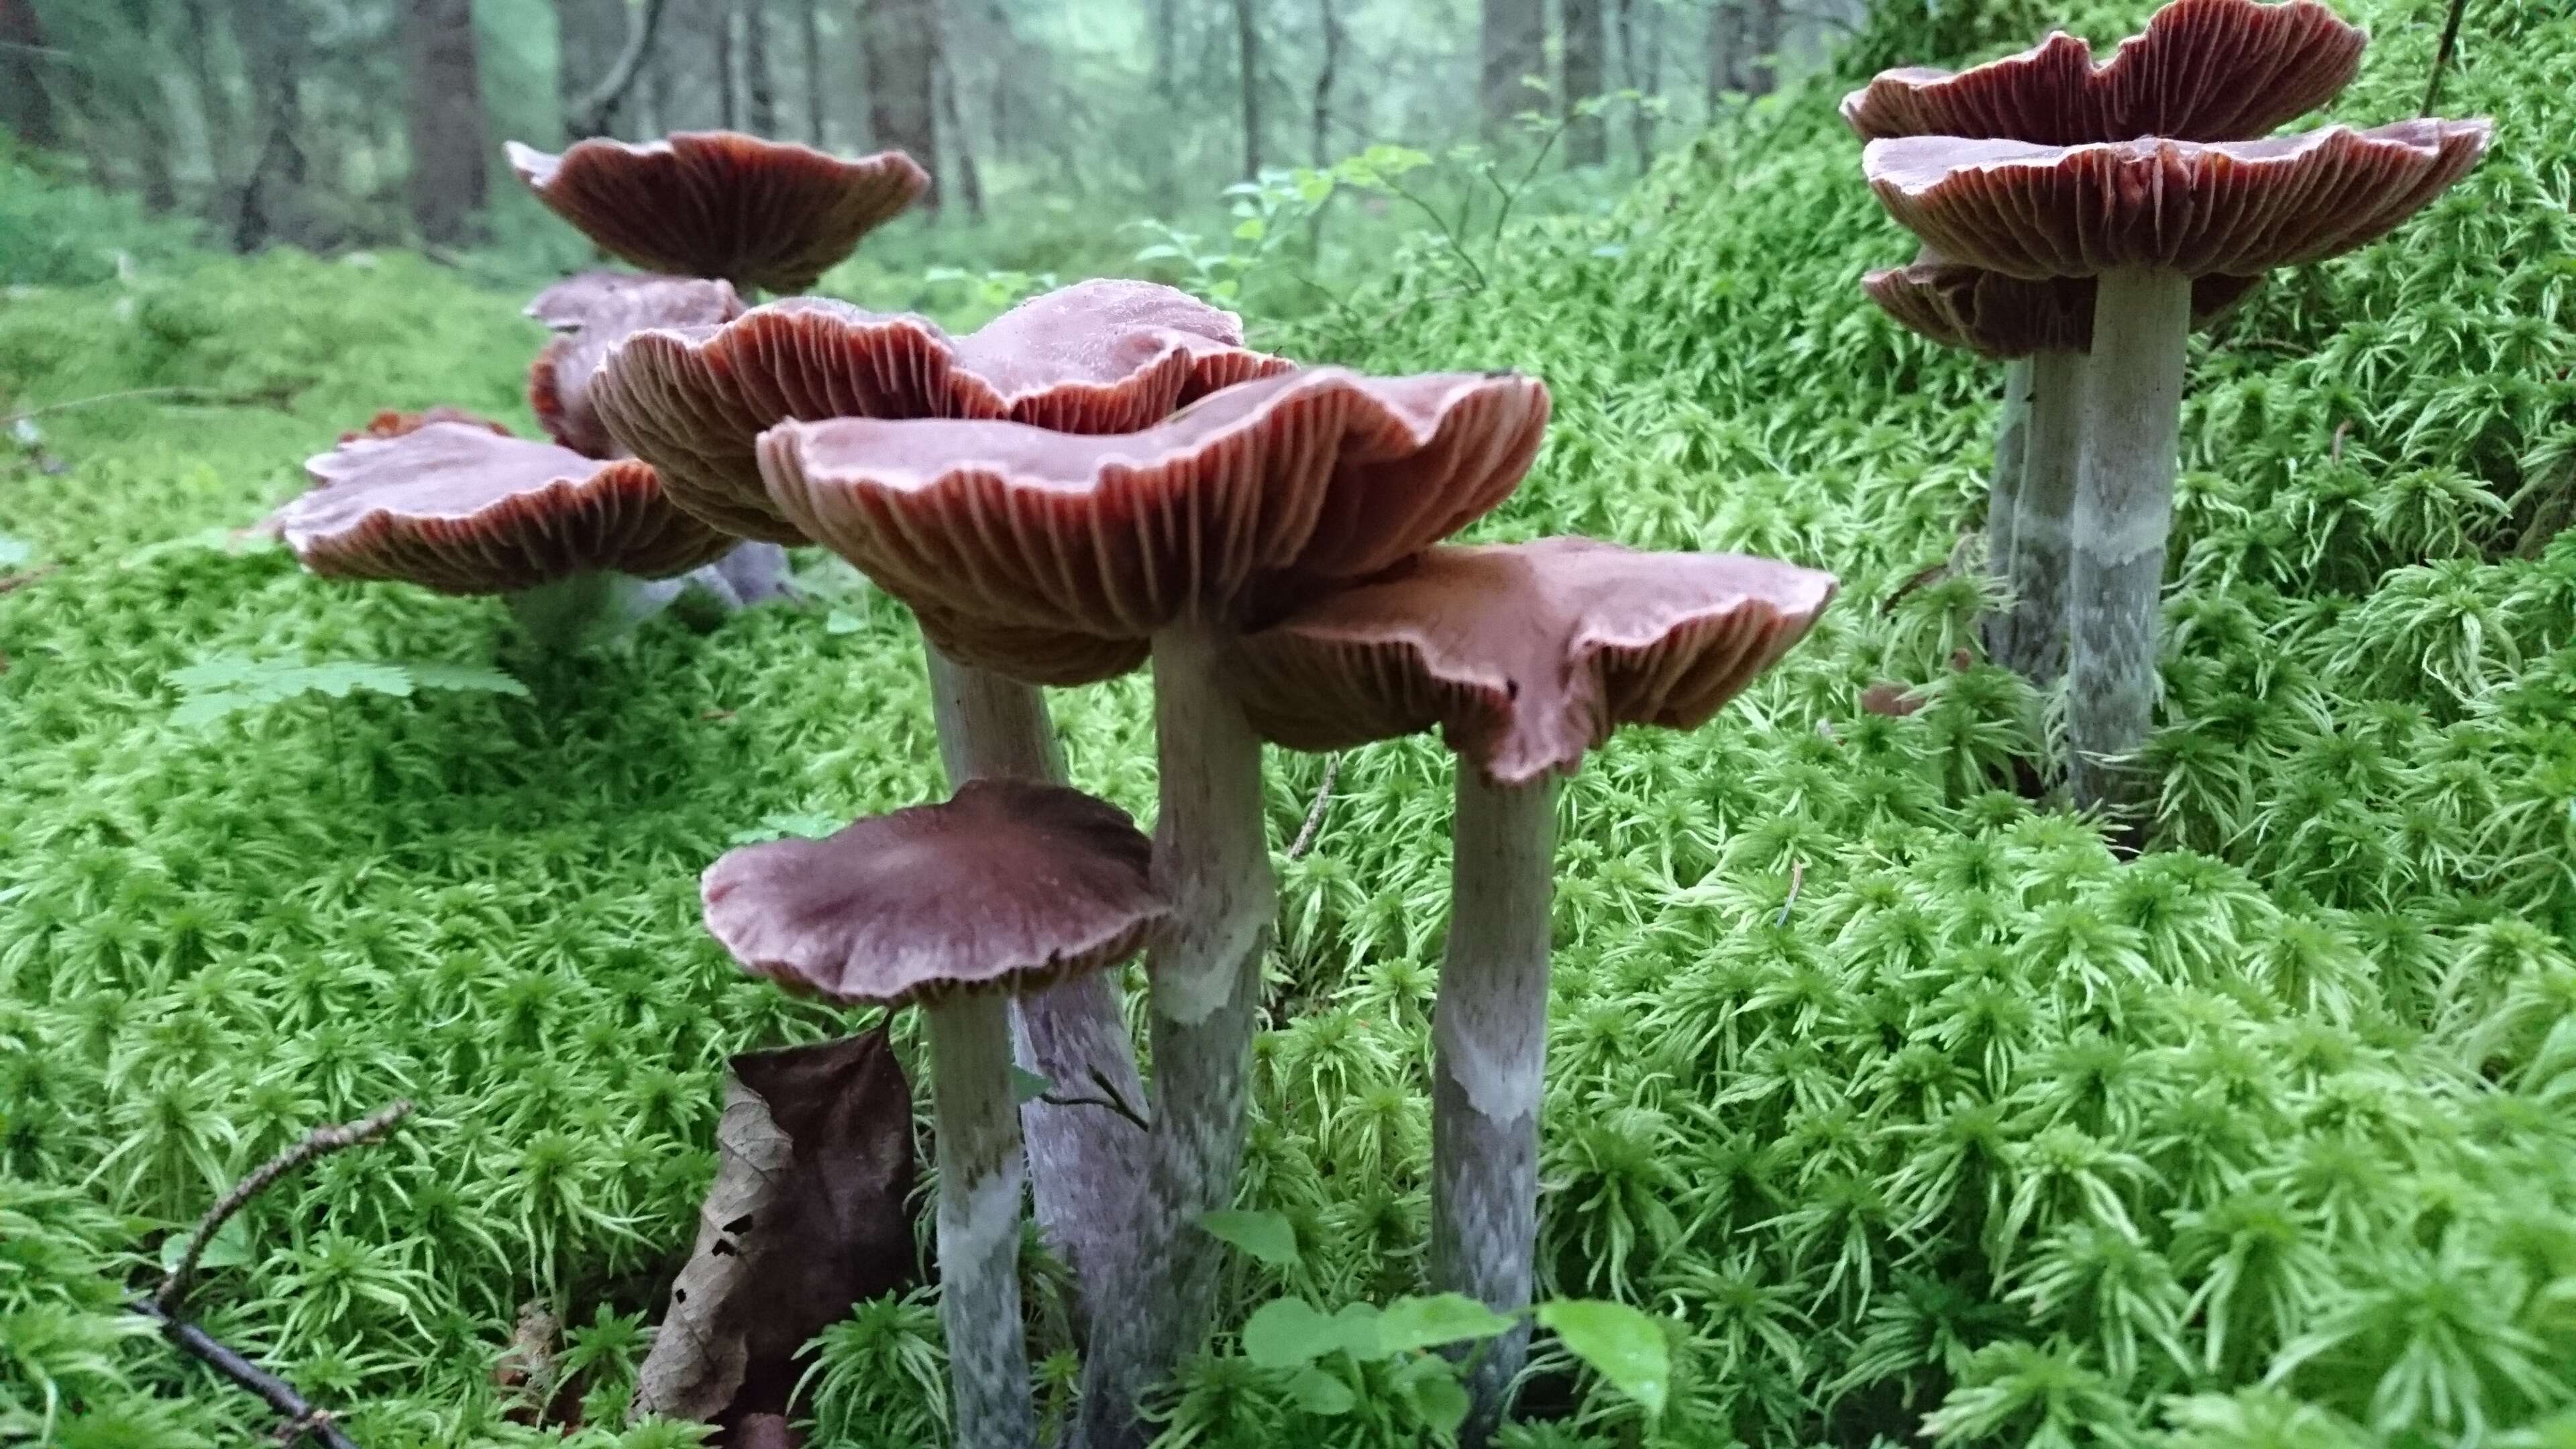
[505,131,930,296]
[523,272,746,461]
[1221,537,1836,1429]
[592,277,1291,1342]
[1865,117,2491,812]
[753,365,1551,1439]
[701,778,1169,1449]
[1863,254,2256,684]
[272,422,735,651]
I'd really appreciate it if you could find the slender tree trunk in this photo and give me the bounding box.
[403,0,491,246]
[862,0,940,211]
[800,0,827,143]
[0,0,54,149]
[1707,0,1744,103]
[1311,0,1340,164]
[1743,0,1783,95]
[555,0,629,138]
[742,0,778,133]
[1480,0,1546,138]
[1563,0,1607,166]
[934,48,983,219]
[178,0,237,203]
[1151,0,1183,207]
[1233,0,1262,177]
[716,3,739,127]
[1618,0,1662,166]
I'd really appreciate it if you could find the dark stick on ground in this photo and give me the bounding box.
[1286,753,1342,862]
[2422,0,2470,115]
[136,1100,416,1448]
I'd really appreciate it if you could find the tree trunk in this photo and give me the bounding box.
[934,47,983,219]
[1707,0,1743,103]
[742,0,777,134]
[554,0,631,138]
[1480,0,1547,138]
[178,0,237,199]
[1617,0,1662,167]
[1232,0,1261,177]
[863,0,940,211]
[1742,0,1782,96]
[1563,0,1607,166]
[716,3,739,127]
[403,0,490,246]
[1311,0,1340,164]
[0,0,54,150]
[800,0,826,144]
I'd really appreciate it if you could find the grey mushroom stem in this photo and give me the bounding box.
[1981,356,2033,665]
[920,641,1147,1349]
[1080,618,1276,1448]
[505,571,688,651]
[2068,266,2192,817]
[920,990,1038,1449]
[2001,347,2087,687]
[1431,767,1558,1442]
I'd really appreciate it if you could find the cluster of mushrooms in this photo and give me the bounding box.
[266,129,1836,1445]
[1849,0,2489,816]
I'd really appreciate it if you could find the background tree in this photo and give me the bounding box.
[1480,0,1548,137]
[0,0,56,150]
[402,0,489,244]
[1564,0,1608,165]
[861,0,939,212]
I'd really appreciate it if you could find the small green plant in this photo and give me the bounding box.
[165,653,528,729]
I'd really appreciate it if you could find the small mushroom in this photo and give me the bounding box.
[753,365,1550,1440]
[1865,117,2490,812]
[1222,537,1837,1429]
[1863,253,2256,685]
[523,272,746,460]
[505,131,929,295]
[702,779,1168,1449]
[272,422,735,651]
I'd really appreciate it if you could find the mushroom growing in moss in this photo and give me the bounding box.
[1864,253,2256,685]
[1866,117,2491,814]
[753,365,1551,1441]
[272,423,737,651]
[1222,537,1836,1431]
[702,778,1168,1449]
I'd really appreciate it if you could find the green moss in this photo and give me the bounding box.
[5,0,2575,1444]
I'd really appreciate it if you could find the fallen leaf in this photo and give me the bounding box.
[494,1299,571,1427]
[630,1028,920,1430]
[1859,682,1927,718]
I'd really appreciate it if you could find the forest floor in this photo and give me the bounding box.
[5,0,2576,1444]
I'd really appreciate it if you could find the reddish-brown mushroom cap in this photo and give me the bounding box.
[1864,119,2493,280]
[506,132,930,294]
[337,407,512,444]
[754,367,1552,684]
[1862,253,2261,358]
[589,280,1296,543]
[274,422,736,592]
[524,273,745,459]
[1224,538,1837,786]
[701,778,1167,1008]
[1841,0,2367,145]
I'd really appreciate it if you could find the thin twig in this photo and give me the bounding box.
[2421,0,2471,115]
[1040,1067,1152,1132]
[3,386,277,427]
[1285,754,1342,862]
[1774,859,1805,928]
[155,1102,414,1311]
[570,0,672,137]
[127,1299,362,1449]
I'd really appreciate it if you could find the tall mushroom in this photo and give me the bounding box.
[1863,254,2256,684]
[1866,117,2491,813]
[1842,0,2366,695]
[270,422,737,651]
[590,278,1293,1343]
[753,365,1551,1442]
[701,778,1169,1449]
[1222,537,1837,1434]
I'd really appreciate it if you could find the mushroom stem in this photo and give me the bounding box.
[921,639,1146,1349]
[2068,266,2190,818]
[700,540,797,605]
[504,570,687,651]
[922,991,1037,1449]
[1430,767,1558,1440]
[1980,357,2033,664]
[2000,347,2086,687]
[1080,619,1275,1447]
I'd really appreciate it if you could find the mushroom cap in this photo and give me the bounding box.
[1864,119,2493,280]
[276,422,736,592]
[1841,0,2367,144]
[701,778,1167,1008]
[524,273,745,459]
[755,367,1552,684]
[590,279,1295,542]
[337,406,511,444]
[1862,252,2261,357]
[1224,537,1839,786]
[505,132,929,293]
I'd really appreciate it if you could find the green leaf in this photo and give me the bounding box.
[1198,1208,1300,1269]
[1402,1371,1470,1434]
[824,609,866,635]
[1010,1067,1055,1104]
[1536,1299,1668,1417]
[1233,217,1267,242]
[1241,1298,1339,1369]
[157,1218,252,1273]
[403,662,529,699]
[1285,1365,1355,1415]
[1376,1293,1517,1355]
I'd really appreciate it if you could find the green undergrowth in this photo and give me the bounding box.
[7,0,2576,1444]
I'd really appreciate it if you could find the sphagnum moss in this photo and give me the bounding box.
[6,0,2576,1443]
